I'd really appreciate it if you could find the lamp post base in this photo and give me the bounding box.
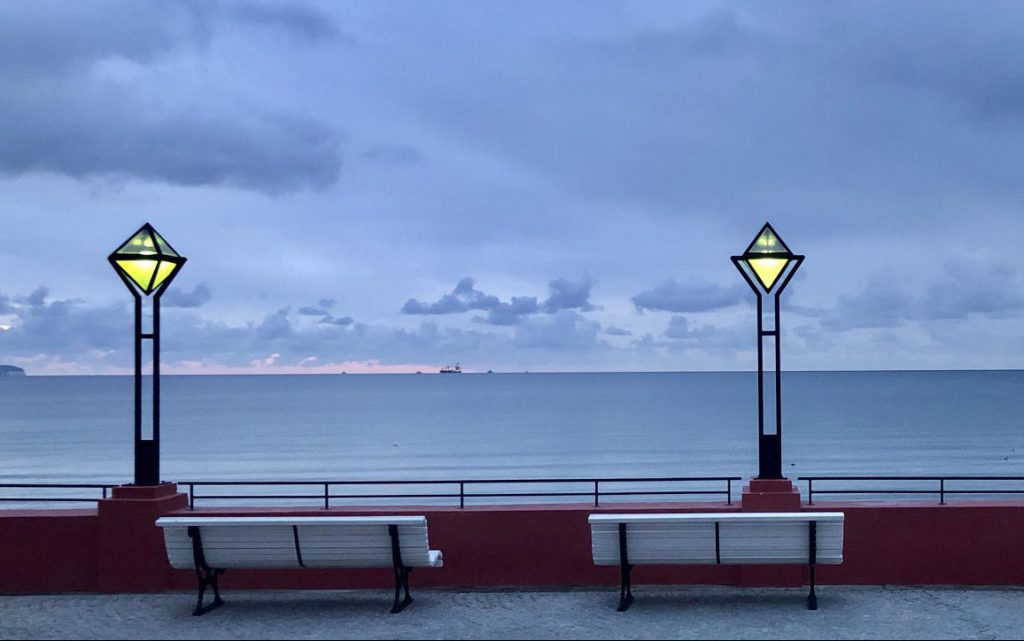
[741,478,802,511]
[97,483,188,593]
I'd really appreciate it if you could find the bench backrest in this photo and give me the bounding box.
[157,516,435,570]
[590,512,844,566]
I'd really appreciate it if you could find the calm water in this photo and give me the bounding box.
[0,368,1019,479]
[1,371,1023,504]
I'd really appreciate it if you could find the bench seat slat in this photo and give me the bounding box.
[158,516,428,527]
[158,516,443,571]
[589,512,844,567]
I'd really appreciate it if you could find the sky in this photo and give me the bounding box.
[2,0,1024,375]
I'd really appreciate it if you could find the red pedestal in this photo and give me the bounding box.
[739,478,803,586]
[96,483,187,593]
[741,478,802,511]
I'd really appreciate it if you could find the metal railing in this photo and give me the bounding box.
[799,476,1024,506]
[180,477,742,510]
[0,483,119,504]
[8,476,1024,508]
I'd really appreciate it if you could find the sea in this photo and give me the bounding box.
[1,370,1022,506]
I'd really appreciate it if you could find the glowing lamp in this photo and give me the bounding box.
[108,223,186,295]
[731,222,804,481]
[108,223,186,486]
[739,224,795,293]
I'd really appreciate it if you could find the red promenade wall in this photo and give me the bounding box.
[3,496,1024,593]
[0,510,99,592]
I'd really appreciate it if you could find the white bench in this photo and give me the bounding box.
[156,516,444,615]
[590,512,844,611]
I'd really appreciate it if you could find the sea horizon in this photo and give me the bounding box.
[8,367,1024,377]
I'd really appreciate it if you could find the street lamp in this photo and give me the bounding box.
[108,223,186,486]
[732,223,803,480]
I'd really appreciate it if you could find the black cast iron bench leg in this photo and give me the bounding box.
[389,524,414,613]
[617,523,634,612]
[188,526,226,616]
[391,566,413,613]
[193,567,226,616]
[807,521,818,611]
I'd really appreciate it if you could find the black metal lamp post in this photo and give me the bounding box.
[108,223,186,486]
[732,223,803,480]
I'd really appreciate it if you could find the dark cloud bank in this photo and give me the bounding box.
[0,0,343,194]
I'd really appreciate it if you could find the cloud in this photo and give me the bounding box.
[818,3,1024,124]
[162,283,212,308]
[818,259,1024,332]
[541,275,596,313]
[255,308,292,340]
[484,297,540,326]
[0,95,343,194]
[0,288,127,362]
[298,306,330,316]
[819,280,916,332]
[663,315,748,350]
[404,276,597,325]
[16,286,49,307]
[393,1,1024,240]
[0,1,340,75]
[401,277,500,315]
[632,278,745,313]
[319,315,354,326]
[223,0,342,42]
[923,259,1024,320]
[0,1,343,194]
[319,298,336,309]
[0,284,617,373]
[604,326,632,336]
[512,310,606,351]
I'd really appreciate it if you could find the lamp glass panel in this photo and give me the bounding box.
[115,259,159,292]
[151,230,179,257]
[116,229,159,257]
[746,257,789,291]
[150,260,179,290]
[749,228,784,254]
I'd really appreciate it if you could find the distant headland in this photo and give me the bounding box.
[0,365,26,377]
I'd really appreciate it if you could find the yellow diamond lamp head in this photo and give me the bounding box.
[115,258,181,294]
[109,223,186,295]
[116,259,153,292]
[746,256,790,291]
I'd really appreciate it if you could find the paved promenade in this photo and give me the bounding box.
[2,586,1022,639]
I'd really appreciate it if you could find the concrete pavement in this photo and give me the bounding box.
[2,585,1022,639]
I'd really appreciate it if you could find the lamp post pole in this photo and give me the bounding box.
[732,223,803,480]
[109,223,186,486]
[123,284,165,486]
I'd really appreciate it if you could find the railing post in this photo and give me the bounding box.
[727,479,732,506]
[189,484,195,510]
[324,483,330,510]
[939,479,945,506]
[459,481,465,509]
[594,480,600,507]
[102,487,108,500]
[807,479,814,506]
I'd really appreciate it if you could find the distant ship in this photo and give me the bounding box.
[439,363,462,374]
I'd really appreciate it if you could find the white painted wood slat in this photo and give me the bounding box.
[157,516,444,571]
[589,512,844,567]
